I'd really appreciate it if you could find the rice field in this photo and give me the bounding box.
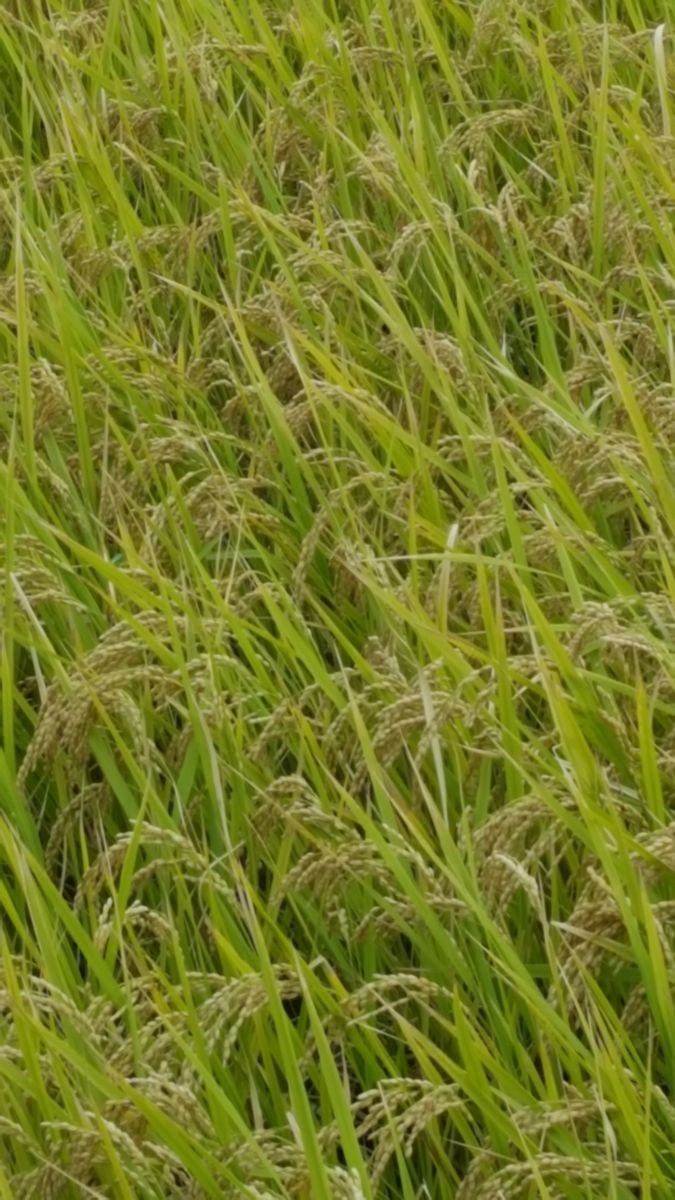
[1,0,675,1195]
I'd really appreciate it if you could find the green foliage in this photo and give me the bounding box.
[0,0,674,1195]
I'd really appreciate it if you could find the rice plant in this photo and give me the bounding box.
[0,0,674,1195]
